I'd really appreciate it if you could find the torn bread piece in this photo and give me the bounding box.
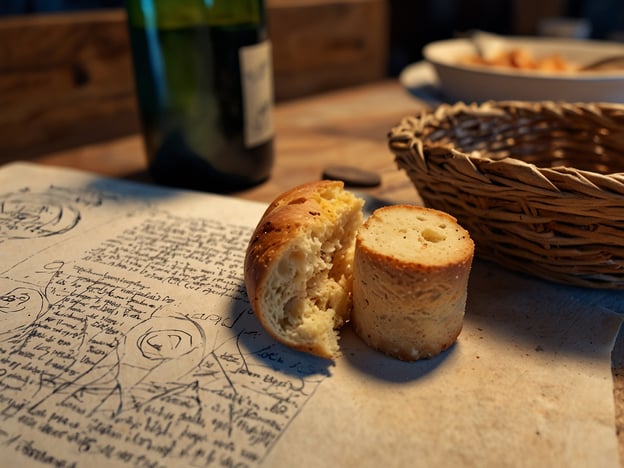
[244,180,364,359]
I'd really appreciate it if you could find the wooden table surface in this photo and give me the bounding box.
[28,78,624,464]
[32,79,424,206]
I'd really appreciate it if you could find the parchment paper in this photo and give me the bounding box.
[0,162,621,468]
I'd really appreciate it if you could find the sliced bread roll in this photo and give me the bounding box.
[352,205,474,361]
[244,180,364,359]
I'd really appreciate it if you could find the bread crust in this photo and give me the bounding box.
[244,180,363,358]
[352,205,474,361]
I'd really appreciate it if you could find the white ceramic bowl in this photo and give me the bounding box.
[422,37,624,103]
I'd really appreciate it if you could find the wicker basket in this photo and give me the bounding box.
[388,101,624,289]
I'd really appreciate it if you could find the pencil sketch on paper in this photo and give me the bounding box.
[0,260,64,344]
[0,190,81,241]
[0,192,332,467]
[30,312,207,420]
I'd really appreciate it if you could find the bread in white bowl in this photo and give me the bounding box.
[352,204,474,361]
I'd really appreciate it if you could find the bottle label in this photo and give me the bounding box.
[239,40,274,148]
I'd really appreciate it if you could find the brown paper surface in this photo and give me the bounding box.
[0,162,621,468]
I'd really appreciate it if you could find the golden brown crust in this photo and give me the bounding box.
[244,180,343,312]
[352,205,475,361]
[244,180,361,358]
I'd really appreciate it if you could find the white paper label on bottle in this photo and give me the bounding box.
[239,40,274,148]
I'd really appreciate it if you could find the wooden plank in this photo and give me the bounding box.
[0,10,140,160]
[512,0,566,35]
[268,0,389,101]
[0,1,388,161]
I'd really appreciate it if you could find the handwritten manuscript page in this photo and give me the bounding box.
[0,162,621,467]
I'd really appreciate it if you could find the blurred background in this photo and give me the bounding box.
[2,0,623,77]
[0,0,623,161]
[2,0,623,73]
[387,0,624,75]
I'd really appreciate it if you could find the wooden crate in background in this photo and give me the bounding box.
[0,1,389,161]
[269,0,389,101]
[0,9,138,160]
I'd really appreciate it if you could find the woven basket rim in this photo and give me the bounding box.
[447,145,624,177]
[389,100,624,289]
[389,100,624,195]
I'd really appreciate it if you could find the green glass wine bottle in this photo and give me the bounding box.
[126,0,274,192]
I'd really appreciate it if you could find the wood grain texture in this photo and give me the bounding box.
[34,80,423,206]
[0,10,140,160]
[268,0,389,101]
[0,1,389,160]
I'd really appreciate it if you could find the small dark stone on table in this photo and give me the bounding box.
[322,165,381,187]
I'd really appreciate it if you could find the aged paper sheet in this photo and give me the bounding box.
[0,162,621,468]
